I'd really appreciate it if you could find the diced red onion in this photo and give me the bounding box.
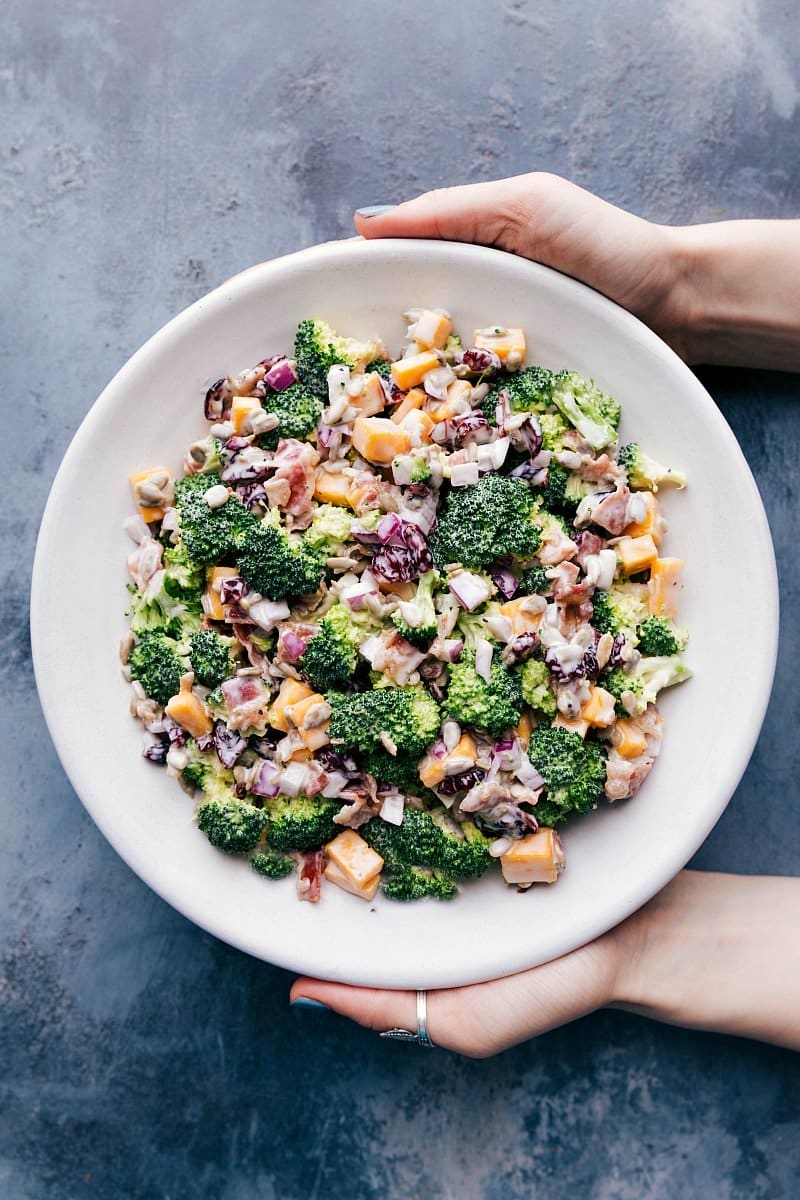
[321,771,349,798]
[279,761,308,797]
[318,424,335,449]
[494,739,515,754]
[448,571,492,612]
[522,413,542,457]
[358,635,382,665]
[280,629,310,662]
[248,598,291,630]
[379,791,405,826]
[450,462,480,488]
[485,613,513,642]
[430,740,448,759]
[376,512,403,544]
[264,358,297,391]
[515,758,545,789]
[443,638,463,662]
[475,637,494,683]
[490,563,518,599]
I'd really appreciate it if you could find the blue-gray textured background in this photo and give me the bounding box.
[2,2,799,1198]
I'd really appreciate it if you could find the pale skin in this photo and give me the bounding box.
[290,174,800,1057]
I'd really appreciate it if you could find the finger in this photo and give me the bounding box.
[291,977,418,1033]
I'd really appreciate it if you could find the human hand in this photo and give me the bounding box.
[354,174,694,361]
[291,872,800,1056]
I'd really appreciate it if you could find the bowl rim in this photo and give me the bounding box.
[30,237,779,988]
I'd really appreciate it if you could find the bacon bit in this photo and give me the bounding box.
[549,561,592,605]
[272,438,320,515]
[297,850,324,902]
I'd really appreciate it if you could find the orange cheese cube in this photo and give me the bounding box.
[202,566,239,621]
[499,597,544,637]
[648,557,683,618]
[581,686,617,728]
[400,408,435,445]
[350,372,386,417]
[612,718,648,759]
[286,690,325,729]
[289,746,312,762]
[390,351,440,391]
[351,417,411,465]
[472,326,526,365]
[165,676,213,739]
[450,732,477,762]
[298,723,330,751]
[616,534,659,575]
[230,396,263,435]
[413,309,453,350]
[419,754,447,789]
[324,858,381,901]
[500,828,564,885]
[378,580,415,600]
[430,379,473,422]
[390,387,426,424]
[267,678,316,733]
[325,829,384,887]
[313,470,353,507]
[515,711,534,747]
[624,492,664,545]
[553,714,589,738]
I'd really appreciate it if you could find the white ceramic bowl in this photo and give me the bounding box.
[31,239,778,989]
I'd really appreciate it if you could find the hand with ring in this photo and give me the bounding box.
[289,174,800,1057]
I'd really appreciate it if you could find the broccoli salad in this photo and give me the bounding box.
[122,310,690,904]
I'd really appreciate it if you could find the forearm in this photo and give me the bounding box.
[673,220,800,369]
[609,871,800,1050]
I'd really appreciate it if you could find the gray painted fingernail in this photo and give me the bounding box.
[291,997,331,1011]
[356,205,396,218]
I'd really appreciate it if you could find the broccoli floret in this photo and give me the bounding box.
[233,510,324,601]
[366,358,392,378]
[551,371,620,451]
[362,746,428,794]
[636,616,688,657]
[328,684,440,758]
[483,365,554,423]
[174,473,256,566]
[303,504,354,555]
[591,583,649,643]
[162,543,205,609]
[445,650,523,738]
[294,318,383,396]
[382,865,458,902]
[604,667,645,717]
[536,506,574,544]
[430,474,541,569]
[129,631,185,705]
[262,795,341,852]
[250,847,295,879]
[409,456,432,484]
[300,604,361,692]
[538,410,572,453]
[391,570,438,645]
[127,542,205,637]
[618,443,686,491]
[455,602,505,651]
[517,565,552,596]
[519,659,557,716]
[536,461,569,512]
[363,808,492,879]
[197,798,268,855]
[527,725,607,825]
[259,381,324,449]
[189,628,235,688]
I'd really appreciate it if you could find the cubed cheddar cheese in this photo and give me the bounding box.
[378,580,415,600]
[326,829,384,887]
[289,746,313,762]
[612,718,648,759]
[418,753,447,789]
[165,675,213,739]
[413,309,453,350]
[298,724,330,752]
[399,408,435,445]
[230,395,263,435]
[203,566,239,621]
[286,690,325,729]
[390,387,426,424]
[390,351,440,391]
[616,534,659,575]
[472,326,526,364]
[514,711,534,747]
[351,416,411,465]
[499,597,544,637]
[313,470,353,507]
[429,379,473,422]
[288,690,332,750]
[418,735,476,789]
[266,678,316,733]
[624,492,664,545]
[500,828,564,885]
[324,858,381,901]
[128,466,173,524]
[648,557,683,618]
[581,686,617,728]
[350,372,386,418]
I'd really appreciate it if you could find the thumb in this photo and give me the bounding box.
[290,977,417,1034]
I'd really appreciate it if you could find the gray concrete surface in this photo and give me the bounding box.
[2,2,799,1197]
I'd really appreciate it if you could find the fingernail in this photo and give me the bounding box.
[291,997,331,1012]
[356,205,396,218]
